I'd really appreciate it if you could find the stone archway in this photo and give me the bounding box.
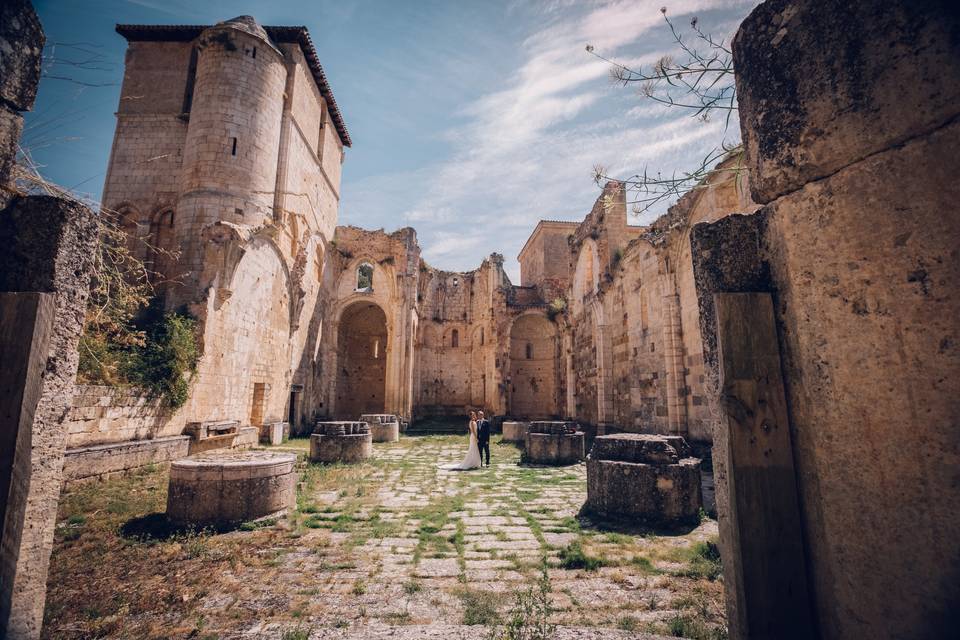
[508,313,558,419]
[335,301,388,419]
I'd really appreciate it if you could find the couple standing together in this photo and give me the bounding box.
[440,410,490,470]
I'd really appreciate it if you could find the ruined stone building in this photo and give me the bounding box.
[3,1,959,639]
[62,16,759,475]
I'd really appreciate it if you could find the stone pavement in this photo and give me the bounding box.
[43,435,725,639]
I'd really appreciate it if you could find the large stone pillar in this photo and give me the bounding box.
[0,197,97,637]
[693,1,960,638]
[0,3,98,637]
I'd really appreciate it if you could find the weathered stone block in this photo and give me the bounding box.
[501,421,528,443]
[524,422,585,465]
[585,434,702,526]
[589,432,692,464]
[166,451,296,527]
[62,435,190,483]
[310,422,372,463]
[0,0,44,112]
[360,414,400,443]
[259,421,288,445]
[733,0,960,203]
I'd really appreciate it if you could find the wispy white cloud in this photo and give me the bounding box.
[341,0,755,280]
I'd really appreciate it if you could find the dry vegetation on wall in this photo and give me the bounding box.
[13,159,200,408]
[587,8,743,215]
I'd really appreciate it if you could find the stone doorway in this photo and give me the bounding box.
[335,302,388,419]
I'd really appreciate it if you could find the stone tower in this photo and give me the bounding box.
[101,16,350,433]
[174,16,287,300]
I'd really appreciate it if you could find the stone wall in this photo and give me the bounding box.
[416,260,505,416]
[64,385,171,447]
[517,220,577,287]
[529,170,753,440]
[101,16,348,441]
[691,1,960,637]
[508,313,559,419]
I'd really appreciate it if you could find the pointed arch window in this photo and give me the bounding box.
[356,263,374,292]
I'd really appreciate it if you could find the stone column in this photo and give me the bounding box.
[0,198,97,638]
[692,1,960,638]
[0,4,98,637]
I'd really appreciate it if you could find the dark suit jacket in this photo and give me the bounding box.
[477,419,491,442]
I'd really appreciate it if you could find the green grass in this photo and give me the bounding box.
[630,555,662,574]
[457,589,502,625]
[678,540,722,580]
[557,540,604,571]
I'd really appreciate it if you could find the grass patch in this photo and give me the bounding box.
[457,588,502,625]
[677,540,722,581]
[631,555,662,574]
[618,615,639,631]
[280,624,312,639]
[557,540,604,571]
[665,614,727,639]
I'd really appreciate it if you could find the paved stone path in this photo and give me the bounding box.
[44,435,725,639]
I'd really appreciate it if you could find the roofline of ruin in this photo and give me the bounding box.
[115,23,352,147]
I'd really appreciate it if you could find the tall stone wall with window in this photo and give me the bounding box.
[79,16,349,462]
[519,164,755,441]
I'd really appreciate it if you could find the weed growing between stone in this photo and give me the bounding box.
[45,435,725,638]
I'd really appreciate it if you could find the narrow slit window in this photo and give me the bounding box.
[525,343,533,360]
[372,338,380,359]
[252,46,257,59]
[230,137,237,156]
[480,327,484,346]
[451,329,459,348]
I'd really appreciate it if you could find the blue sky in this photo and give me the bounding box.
[28,0,755,281]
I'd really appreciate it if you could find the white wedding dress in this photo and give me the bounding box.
[439,421,481,470]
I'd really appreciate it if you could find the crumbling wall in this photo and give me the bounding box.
[507,313,559,419]
[692,1,960,637]
[416,259,502,416]
[322,226,420,420]
[553,169,752,439]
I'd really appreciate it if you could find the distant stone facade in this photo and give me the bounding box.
[75,14,757,468]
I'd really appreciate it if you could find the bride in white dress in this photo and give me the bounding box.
[439,410,481,470]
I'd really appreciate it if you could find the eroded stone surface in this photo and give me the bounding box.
[166,451,297,526]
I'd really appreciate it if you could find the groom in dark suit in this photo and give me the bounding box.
[477,410,491,467]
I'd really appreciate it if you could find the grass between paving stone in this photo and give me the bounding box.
[45,434,726,638]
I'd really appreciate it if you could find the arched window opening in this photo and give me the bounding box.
[451,329,459,348]
[356,263,374,292]
[525,342,533,359]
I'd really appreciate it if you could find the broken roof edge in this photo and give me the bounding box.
[115,22,352,147]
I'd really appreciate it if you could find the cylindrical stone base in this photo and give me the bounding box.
[524,432,585,465]
[360,414,401,442]
[369,422,399,443]
[502,421,528,443]
[585,457,702,526]
[166,451,297,527]
[309,433,372,463]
